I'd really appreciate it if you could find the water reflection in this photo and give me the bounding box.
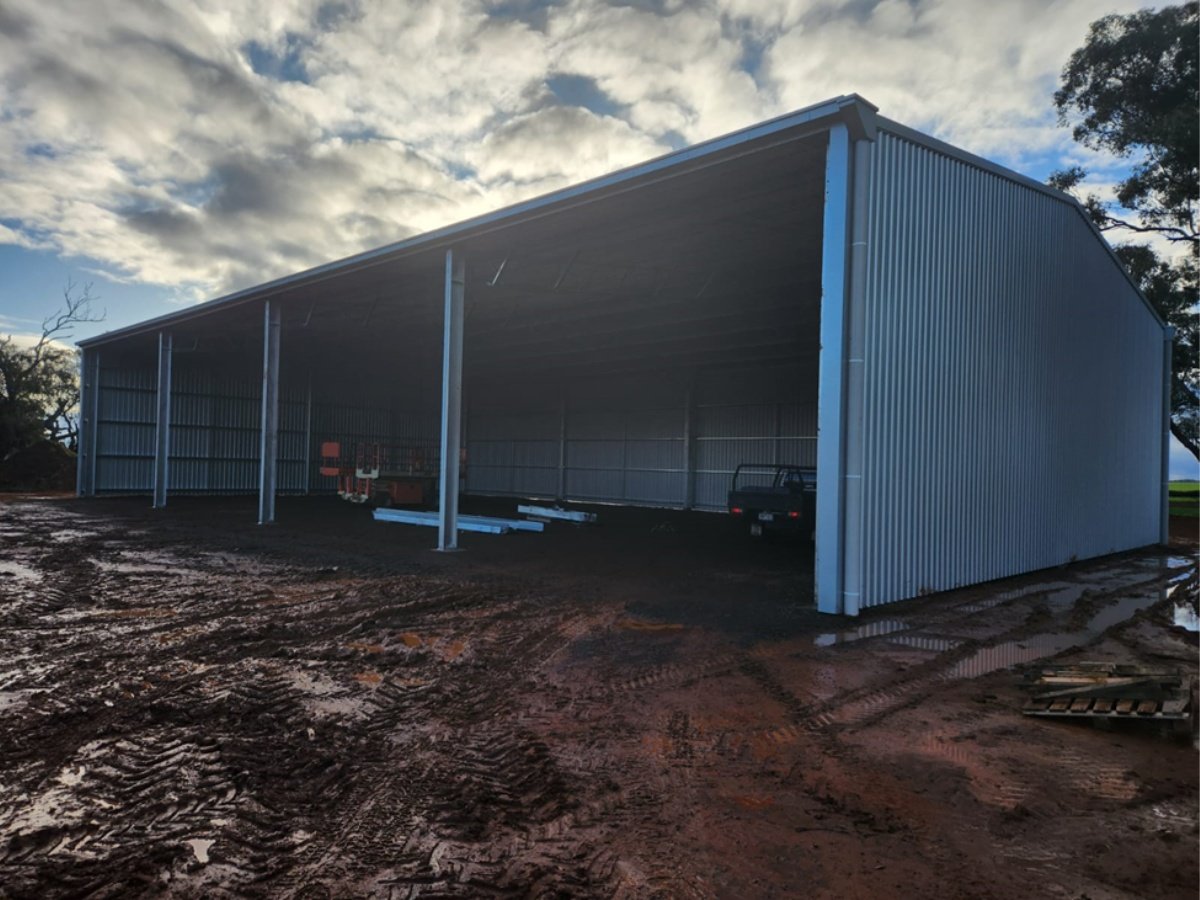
[814,619,908,647]
[1172,601,1199,632]
[944,585,1172,681]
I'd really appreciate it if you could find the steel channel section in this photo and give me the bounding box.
[815,123,852,615]
[152,331,173,508]
[376,509,508,534]
[438,248,466,551]
[856,130,1165,608]
[1161,327,1174,544]
[258,301,282,524]
[840,138,873,616]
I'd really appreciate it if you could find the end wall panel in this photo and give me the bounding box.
[95,365,155,492]
[856,132,1164,608]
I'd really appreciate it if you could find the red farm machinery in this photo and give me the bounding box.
[319,441,465,508]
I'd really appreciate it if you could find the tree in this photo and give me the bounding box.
[1051,2,1199,459]
[0,281,105,458]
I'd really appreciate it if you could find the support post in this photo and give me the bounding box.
[1161,327,1175,545]
[76,348,100,496]
[683,380,696,509]
[258,300,281,525]
[303,372,313,495]
[557,386,567,501]
[815,123,852,615]
[437,248,465,550]
[152,330,173,508]
[840,138,873,616]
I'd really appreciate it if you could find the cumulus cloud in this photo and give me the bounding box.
[0,0,1160,304]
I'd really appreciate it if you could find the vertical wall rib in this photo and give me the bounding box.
[857,130,1165,609]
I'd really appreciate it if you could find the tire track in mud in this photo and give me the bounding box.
[270,602,673,899]
[3,501,1193,898]
[583,558,1192,766]
[780,562,1189,734]
[0,666,317,897]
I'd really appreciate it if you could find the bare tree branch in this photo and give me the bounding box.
[1098,216,1199,244]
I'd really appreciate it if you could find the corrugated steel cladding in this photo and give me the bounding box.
[93,361,437,494]
[465,366,817,509]
[94,359,816,507]
[843,129,1163,610]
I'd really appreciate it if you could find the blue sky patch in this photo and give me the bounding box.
[242,36,311,84]
[547,74,622,118]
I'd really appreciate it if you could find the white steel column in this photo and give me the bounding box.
[1161,327,1174,545]
[76,348,100,496]
[815,123,852,615]
[437,248,466,550]
[258,301,282,524]
[840,138,873,616]
[152,330,173,508]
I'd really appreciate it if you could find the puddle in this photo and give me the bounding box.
[56,766,86,787]
[185,838,214,864]
[1085,591,1164,632]
[618,619,687,632]
[0,689,43,713]
[1172,602,1199,632]
[47,529,98,543]
[1042,585,1087,610]
[814,619,908,647]
[943,587,1168,681]
[887,634,963,653]
[0,561,42,582]
[944,634,1081,680]
[952,579,1085,614]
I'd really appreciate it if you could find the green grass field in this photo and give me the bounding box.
[1168,481,1198,518]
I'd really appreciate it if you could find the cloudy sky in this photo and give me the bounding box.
[1,0,1192,473]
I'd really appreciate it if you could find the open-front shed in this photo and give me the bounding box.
[76,94,1171,615]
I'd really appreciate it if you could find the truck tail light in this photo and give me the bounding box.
[788,510,800,519]
[730,507,743,516]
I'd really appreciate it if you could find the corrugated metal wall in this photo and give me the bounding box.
[692,367,818,509]
[95,365,156,493]
[849,129,1165,609]
[466,364,818,509]
[93,357,437,494]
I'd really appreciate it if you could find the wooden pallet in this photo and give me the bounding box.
[1022,662,1194,722]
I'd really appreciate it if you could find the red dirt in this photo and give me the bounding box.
[0,495,1196,898]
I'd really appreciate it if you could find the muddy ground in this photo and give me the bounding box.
[0,495,1196,899]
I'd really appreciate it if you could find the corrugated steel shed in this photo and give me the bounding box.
[75,94,1171,615]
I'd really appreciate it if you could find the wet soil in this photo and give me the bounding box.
[0,495,1196,899]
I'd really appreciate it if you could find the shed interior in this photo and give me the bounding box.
[88,131,831,513]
